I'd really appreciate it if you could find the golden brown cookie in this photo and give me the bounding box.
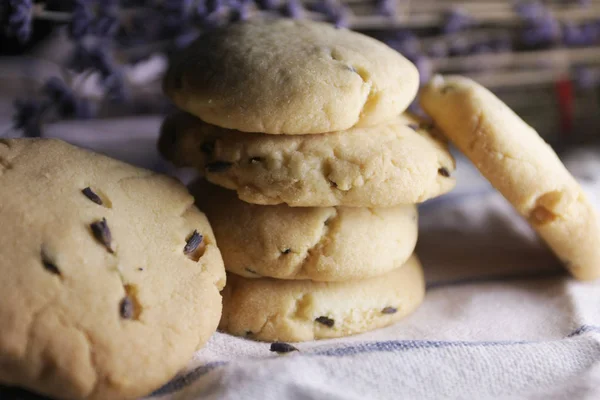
[0,139,225,400]
[219,254,425,342]
[163,18,419,134]
[160,112,455,207]
[421,75,600,280]
[191,180,418,281]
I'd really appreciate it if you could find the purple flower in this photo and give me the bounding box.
[309,0,350,28]
[427,41,448,58]
[256,0,281,10]
[42,77,78,117]
[385,31,420,59]
[12,99,43,137]
[376,0,395,18]
[283,0,304,19]
[68,44,117,78]
[490,36,513,52]
[562,23,589,46]
[69,0,93,39]
[94,1,120,37]
[448,37,470,56]
[5,0,33,43]
[514,1,545,23]
[443,8,471,34]
[573,66,595,90]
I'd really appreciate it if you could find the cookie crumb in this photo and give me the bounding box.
[90,218,114,253]
[206,161,233,172]
[82,187,103,205]
[438,167,450,177]
[270,342,299,354]
[381,307,397,314]
[315,316,335,327]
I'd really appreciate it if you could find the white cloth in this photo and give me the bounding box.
[30,119,600,399]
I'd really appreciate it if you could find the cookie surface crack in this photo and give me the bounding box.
[76,326,101,399]
[291,209,339,278]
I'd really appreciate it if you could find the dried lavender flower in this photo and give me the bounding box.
[69,0,93,39]
[82,187,103,205]
[12,99,44,137]
[283,0,304,19]
[5,0,33,43]
[90,218,114,253]
[119,296,134,319]
[270,342,299,353]
[443,8,471,34]
[184,230,204,255]
[315,316,335,327]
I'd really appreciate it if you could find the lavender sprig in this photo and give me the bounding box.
[5,0,34,43]
[69,0,93,39]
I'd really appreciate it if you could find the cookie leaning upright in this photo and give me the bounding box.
[0,139,225,400]
[163,18,419,134]
[420,75,600,280]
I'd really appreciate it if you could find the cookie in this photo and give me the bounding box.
[0,139,225,400]
[219,254,425,342]
[163,18,419,135]
[159,112,455,207]
[420,75,600,281]
[191,180,418,281]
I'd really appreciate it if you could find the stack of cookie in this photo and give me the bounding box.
[159,18,457,342]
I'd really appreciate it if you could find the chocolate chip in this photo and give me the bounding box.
[200,142,214,154]
[184,230,204,255]
[90,218,113,253]
[315,316,335,327]
[381,307,397,314]
[206,161,233,172]
[281,248,291,255]
[82,187,102,205]
[438,167,450,177]
[270,342,299,354]
[138,268,144,271]
[249,157,263,164]
[119,296,134,319]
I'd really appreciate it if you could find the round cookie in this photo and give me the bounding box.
[0,139,226,400]
[420,75,600,281]
[159,112,456,207]
[190,180,418,281]
[163,18,419,135]
[219,254,425,342]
